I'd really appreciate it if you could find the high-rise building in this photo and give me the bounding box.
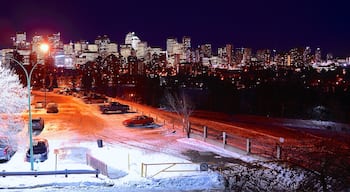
[200,44,212,58]
[120,44,133,59]
[218,44,234,65]
[107,43,118,56]
[64,41,74,55]
[235,47,251,65]
[326,53,333,61]
[48,32,63,50]
[166,37,178,56]
[125,32,140,50]
[289,48,304,66]
[315,48,322,63]
[11,32,28,49]
[303,46,312,64]
[136,41,148,59]
[182,36,191,49]
[256,49,271,65]
[95,35,111,58]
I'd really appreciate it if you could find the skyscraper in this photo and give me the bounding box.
[315,48,322,63]
[182,36,191,49]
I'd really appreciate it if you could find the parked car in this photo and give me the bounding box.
[32,117,44,131]
[0,136,16,161]
[34,101,45,109]
[46,102,59,113]
[26,138,49,162]
[83,93,108,104]
[100,102,130,114]
[123,115,154,127]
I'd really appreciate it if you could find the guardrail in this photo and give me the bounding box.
[0,169,99,178]
[141,162,207,178]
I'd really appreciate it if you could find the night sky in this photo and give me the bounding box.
[1,0,349,57]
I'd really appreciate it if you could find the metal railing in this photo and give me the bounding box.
[141,162,206,178]
[0,169,99,178]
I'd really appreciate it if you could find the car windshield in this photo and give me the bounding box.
[32,120,41,126]
[29,142,47,154]
[0,141,8,148]
[47,103,57,108]
[133,116,144,120]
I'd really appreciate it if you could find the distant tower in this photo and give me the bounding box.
[95,35,111,58]
[326,53,333,61]
[166,37,178,56]
[315,48,322,63]
[200,44,212,57]
[125,32,140,50]
[226,44,233,65]
[303,46,312,64]
[12,32,27,48]
[182,36,191,49]
[48,32,62,49]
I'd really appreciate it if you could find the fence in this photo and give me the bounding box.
[141,162,207,178]
[122,101,304,162]
[86,153,108,177]
[0,169,99,178]
[131,107,285,160]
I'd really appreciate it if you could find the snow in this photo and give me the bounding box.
[0,134,312,191]
[0,91,320,191]
[0,136,226,191]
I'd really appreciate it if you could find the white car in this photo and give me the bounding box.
[0,136,16,161]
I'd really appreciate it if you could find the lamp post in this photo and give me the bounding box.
[1,43,49,171]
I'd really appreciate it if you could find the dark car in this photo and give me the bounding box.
[100,102,130,114]
[26,138,49,162]
[0,136,16,161]
[46,102,59,113]
[123,115,154,127]
[32,117,44,131]
[83,93,108,104]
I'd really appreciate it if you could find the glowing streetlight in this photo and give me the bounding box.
[39,43,49,53]
[0,43,49,171]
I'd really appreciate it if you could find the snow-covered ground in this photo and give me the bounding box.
[0,135,237,191]
[0,133,313,191]
[0,91,332,191]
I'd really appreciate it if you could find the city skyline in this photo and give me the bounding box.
[1,0,349,56]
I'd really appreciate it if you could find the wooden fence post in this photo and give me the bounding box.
[277,137,284,159]
[246,138,251,154]
[277,145,282,159]
[187,121,191,138]
[222,132,227,148]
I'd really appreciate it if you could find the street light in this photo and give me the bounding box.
[0,44,49,171]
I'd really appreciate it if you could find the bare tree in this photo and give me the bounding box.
[164,90,194,138]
